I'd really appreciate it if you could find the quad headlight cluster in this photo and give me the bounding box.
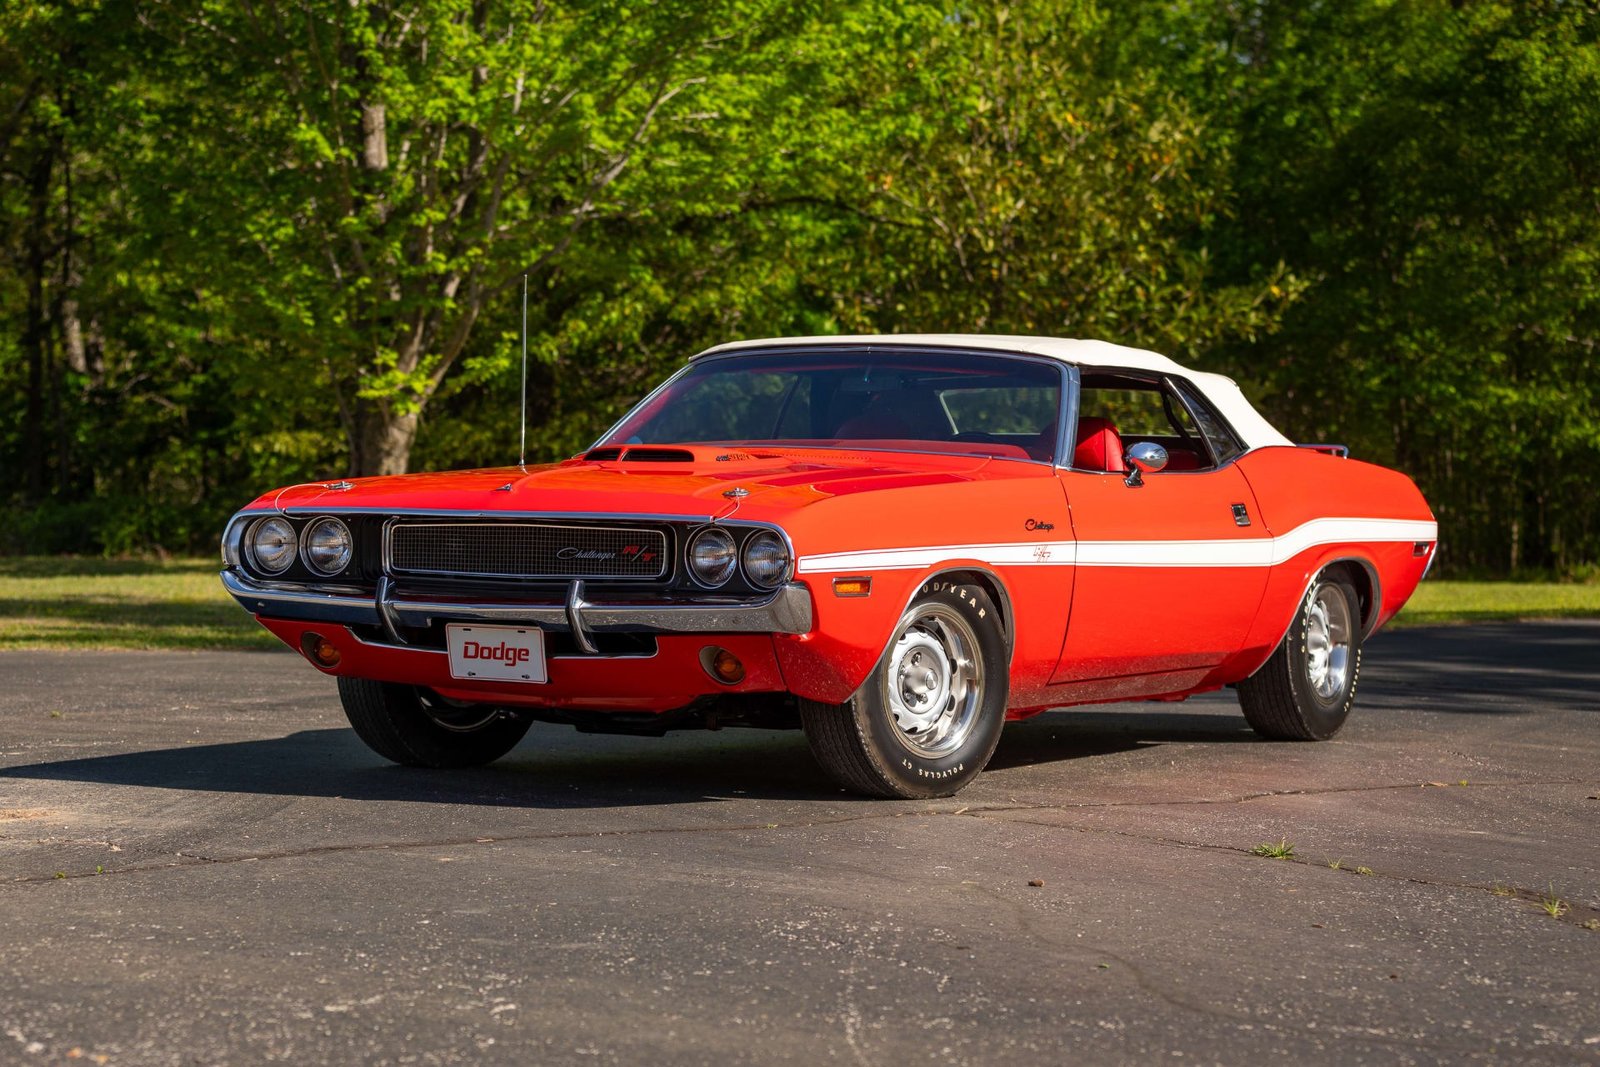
[686,526,791,590]
[232,512,785,590]
[244,515,353,578]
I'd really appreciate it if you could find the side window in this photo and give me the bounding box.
[1077,372,1219,472]
[1079,384,1186,437]
[1174,380,1246,466]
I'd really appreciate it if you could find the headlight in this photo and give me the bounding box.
[740,530,790,589]
[688,527,738,588]
[301,517,353,576]
[248,517,298,575]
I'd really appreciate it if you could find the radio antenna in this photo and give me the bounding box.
[519,272,529,469]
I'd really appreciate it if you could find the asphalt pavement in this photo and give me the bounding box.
[2,621,1597,1065]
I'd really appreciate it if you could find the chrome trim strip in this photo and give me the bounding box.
[221,570,379,627]
[221,570,814,636]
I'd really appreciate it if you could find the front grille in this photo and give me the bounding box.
[387,523,669,580]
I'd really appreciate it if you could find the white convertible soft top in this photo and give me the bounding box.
[697,333,1294,450]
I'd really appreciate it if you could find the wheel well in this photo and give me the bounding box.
[1322,558,1380,636]
[929,568,1014,656]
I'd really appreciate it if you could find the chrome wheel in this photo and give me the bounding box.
[883,605,984,758]
[1304,583,1354,700]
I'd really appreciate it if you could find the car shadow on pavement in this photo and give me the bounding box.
[0,728,826,808]
[0,708,1259,808]
[1361,621,1600,715]
[987,708,1256,772]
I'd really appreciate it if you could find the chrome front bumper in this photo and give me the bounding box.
[221,569,814,647]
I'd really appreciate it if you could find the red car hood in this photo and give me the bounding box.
[251,444,1008,520]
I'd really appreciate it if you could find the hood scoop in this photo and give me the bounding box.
[583,445,698,464]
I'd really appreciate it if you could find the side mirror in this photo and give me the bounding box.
[1123,442,1168,488]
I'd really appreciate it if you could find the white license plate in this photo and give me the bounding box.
[445,624,548,684]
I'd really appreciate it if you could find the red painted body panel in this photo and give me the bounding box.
[1052,466,1268,684]
[244,446,1005,521]
[1221,447,1436,681]
[238,437,1433,719]
[765,460,1074,706]
[257,616,788,712]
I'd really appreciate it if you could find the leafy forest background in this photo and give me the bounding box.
[1,0,1596,577]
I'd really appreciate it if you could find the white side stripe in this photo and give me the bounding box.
[798,541,1074,572]
[796,517,1437,574]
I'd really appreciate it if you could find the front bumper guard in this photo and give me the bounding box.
[221,569,814,647]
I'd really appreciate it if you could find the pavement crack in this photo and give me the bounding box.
[963,812,1600,930]
[1013,776,1593,812]
[2,805,1025,886]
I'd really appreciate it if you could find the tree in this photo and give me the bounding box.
[143,0,811,475]
[799,2,1296,354]
[1144,0,1600,573]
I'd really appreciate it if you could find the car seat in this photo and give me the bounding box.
[1073,416,1125,473]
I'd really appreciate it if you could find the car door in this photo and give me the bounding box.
[1051,372,1269,684]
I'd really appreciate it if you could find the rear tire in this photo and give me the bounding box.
[802,581,1008,798]
[337,677,531,768]
[1238,573,1363,741]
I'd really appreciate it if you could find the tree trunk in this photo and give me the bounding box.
[22,148,53,501]
[349,400,419,477]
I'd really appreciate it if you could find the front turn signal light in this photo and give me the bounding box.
[699,646,745,685]
[300,632,341,668]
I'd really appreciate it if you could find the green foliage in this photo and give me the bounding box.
[1129,0,1600,573]
[0,556,277,650]
[1,0,1596,571]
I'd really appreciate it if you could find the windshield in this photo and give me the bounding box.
[603,350,1063,463]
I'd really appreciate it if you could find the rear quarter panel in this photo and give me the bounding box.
[1219,446,1436,682]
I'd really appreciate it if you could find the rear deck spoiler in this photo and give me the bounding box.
[1298,443,1349,458]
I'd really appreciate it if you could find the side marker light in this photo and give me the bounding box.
[833,577,872,597]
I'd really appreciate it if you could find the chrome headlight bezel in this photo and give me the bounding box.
[739,529,791,590]
[247,516,299,575]
[687,526,738,589]
[300,516,353,576]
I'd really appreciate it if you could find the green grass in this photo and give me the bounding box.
[1391,581,1600,626]
[1251,838,1297,859]
[0,558,1596,652]
[0,557,278,651]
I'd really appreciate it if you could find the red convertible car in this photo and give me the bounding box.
[222,335,1436,797]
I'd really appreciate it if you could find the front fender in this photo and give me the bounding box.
[774,562,1025,705]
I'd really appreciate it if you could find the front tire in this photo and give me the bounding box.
[1237,573,1363,740]
[801,581,1008,798]
[337,678,532,768]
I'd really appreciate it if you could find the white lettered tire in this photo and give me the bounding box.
[1237,573,1364,741]
[801,581,1009,798]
